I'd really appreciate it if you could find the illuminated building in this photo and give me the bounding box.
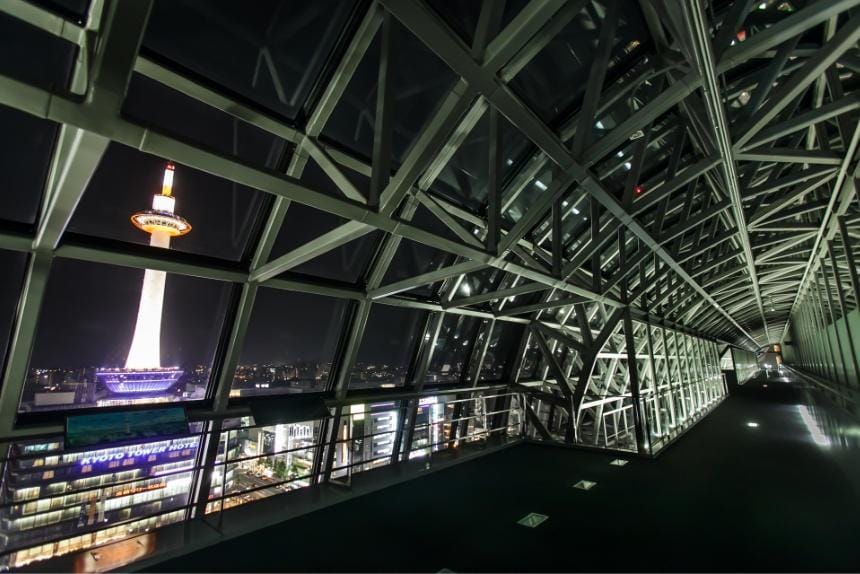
[0,435,201,568]
[95,164,191,395]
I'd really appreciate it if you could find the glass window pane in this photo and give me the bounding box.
[452,268,507,303]
[267,202,381,284]
[0,106,59,227]
[519,334,545,380]
[209,417,325,511]
[290,231,381,285]
[29,0,90,24]
[348,305,427,390]
[480,323,526,381]
[321,21,456,164]
[591,60,663,146]
[503,162,554,225]
[426,0,482,45]
[426,314,483,385]
[142,0,354,121]
[0,250,28,374]
[232,288,350,397]
[66,144,269,262]
[0,12,75,92]
[430,111,531,214]
[123,74,290,170]
[21,258,232,412]
[409,394,451,458]
[508,2,649,127]
[381,241,455,299]
[330,401,399,476]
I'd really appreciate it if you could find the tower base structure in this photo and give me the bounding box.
[95,368,184,395]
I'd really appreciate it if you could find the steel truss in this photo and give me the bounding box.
[0,0,857,565]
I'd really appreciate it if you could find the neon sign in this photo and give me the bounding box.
[77,437,199,471]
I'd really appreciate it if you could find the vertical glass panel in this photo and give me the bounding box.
[21,259,231,412]
[321,21,456,164]
[426,314,483,385]
[209,417,325,512]
[0,250,27,374]
[231,288,350,397]
[408,394,451,458]
[519,334,546,380]
[66,144,269,262]
[348,304,427,390]
[479,323,526,381]
[0,430,201,569]
[331,401,400,476]
[143,0,354,121]
[123,74,290,169]
[0,106,59,227]
[0,12,75,92]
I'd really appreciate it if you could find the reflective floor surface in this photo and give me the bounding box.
[144,370,860,572]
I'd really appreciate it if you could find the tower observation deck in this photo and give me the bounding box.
[96,163,191,395]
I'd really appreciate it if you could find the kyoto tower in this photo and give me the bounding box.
[96,163,191,395]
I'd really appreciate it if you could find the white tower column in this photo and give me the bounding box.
[125,230,171,369]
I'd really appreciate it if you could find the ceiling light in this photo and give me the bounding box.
[595,120,605,129]
[746,421,759,428]
[572,207,580,215]
[623,162,632,171]
[535,180,548,190]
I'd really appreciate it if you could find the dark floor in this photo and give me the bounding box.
[149,372,860,572]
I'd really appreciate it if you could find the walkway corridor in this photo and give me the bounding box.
[147,371,860,572]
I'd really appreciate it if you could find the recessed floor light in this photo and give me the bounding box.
[517,513,548,528]
[573,480,597,490]
[610,459,628,467]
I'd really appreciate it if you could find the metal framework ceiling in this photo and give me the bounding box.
[0,0,857,445]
